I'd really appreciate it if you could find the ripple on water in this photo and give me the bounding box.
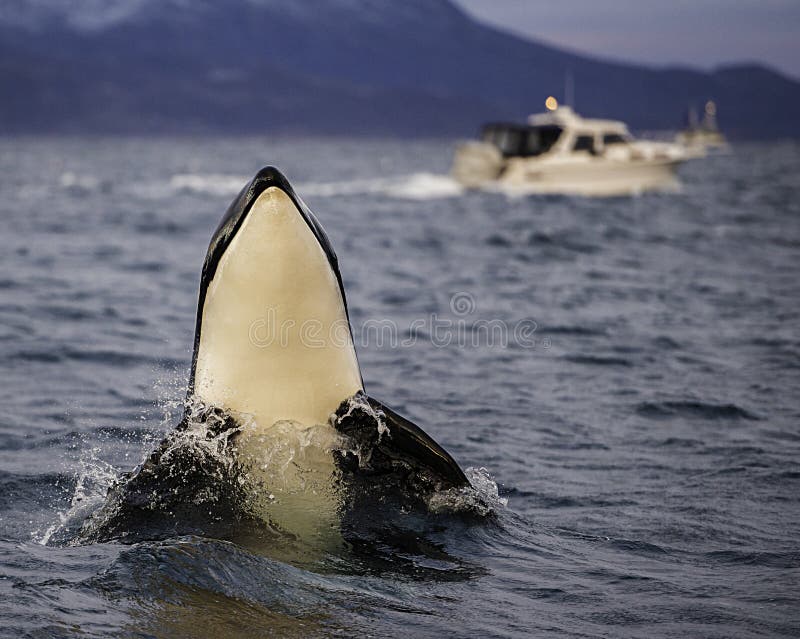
[635,400,760,421]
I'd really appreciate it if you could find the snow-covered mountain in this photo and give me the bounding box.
[0,0,465,30]
[1,0,797,136]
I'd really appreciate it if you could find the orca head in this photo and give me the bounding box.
[187,167,363,430]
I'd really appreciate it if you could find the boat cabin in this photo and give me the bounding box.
[480,106,633,159]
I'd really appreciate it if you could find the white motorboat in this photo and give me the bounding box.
[452,98,688,196]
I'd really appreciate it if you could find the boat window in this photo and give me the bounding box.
[480,124,562,157]
[603,133,627,146]
[524,126,562,157]
[573,135,595,153]
[496,128,523,156]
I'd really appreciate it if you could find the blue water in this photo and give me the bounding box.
[0,137,799,637]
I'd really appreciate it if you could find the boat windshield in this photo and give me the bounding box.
[573,135,595,153]
[481,124,562,157]
[602,133,628,145]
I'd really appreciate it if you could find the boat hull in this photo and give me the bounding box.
[497,156,683,196]
[451,144,683,196]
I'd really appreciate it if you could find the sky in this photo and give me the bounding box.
[453,0,800,79]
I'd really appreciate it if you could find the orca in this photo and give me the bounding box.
[77,167,468,544]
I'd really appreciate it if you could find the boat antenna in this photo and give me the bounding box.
[564,69,574,108]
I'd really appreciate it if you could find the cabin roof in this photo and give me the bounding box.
[527,106,629,135]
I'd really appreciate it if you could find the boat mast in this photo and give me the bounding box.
[564,69,574,108]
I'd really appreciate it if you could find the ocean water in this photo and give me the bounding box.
[0,136,798,638]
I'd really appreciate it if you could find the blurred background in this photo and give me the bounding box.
[1,0,799,138]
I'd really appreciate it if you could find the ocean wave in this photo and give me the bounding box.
[564,354,634,367]
[58,171,112,195]
[169,173,248,197]
[636,401,759,421]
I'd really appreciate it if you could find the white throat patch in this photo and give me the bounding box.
[193,187,363,432]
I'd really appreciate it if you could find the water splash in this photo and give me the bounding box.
[45,390,500,546]
[38,446,119,546]
[427,467,507,517]
[330,392,388,468]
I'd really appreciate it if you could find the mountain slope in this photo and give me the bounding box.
[1,0,797,137]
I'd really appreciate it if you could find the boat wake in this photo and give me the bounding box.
[169,172,465,201]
